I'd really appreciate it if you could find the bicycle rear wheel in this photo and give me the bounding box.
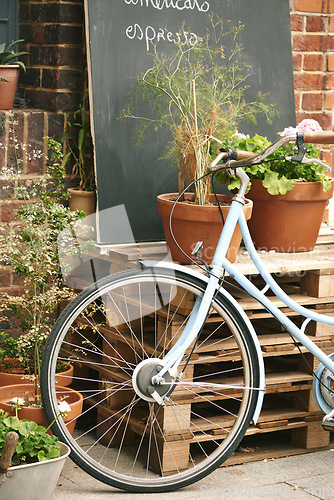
[41,267,260,492]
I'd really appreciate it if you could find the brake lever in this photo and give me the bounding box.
[286,155,331,171]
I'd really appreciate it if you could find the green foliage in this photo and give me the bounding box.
[0,410,60,466]
[62,94,95,191]
[0,332,18,361]
[123,15,277,205]
[0,131,85,403]
[218,130,332,195]
[0,39,29,72]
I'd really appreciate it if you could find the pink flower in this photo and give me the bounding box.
[230,131,249,140]
[281,126,297,137]
[296,119,322,133]
[280,119,322,137]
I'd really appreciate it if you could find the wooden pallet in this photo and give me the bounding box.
[85,227,334,470]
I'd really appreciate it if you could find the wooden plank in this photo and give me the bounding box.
[224,440,333,467]
[262,344,296,352]
[301,269,334,298]
[257,419,289,429]
[89,228,334,277]
[265,371,313,386]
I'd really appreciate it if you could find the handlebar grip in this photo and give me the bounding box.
[303,131,334,144]
[235,150,257,159]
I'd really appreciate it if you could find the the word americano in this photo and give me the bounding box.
[123,0,210,12]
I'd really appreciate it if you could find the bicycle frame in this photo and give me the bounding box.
[152,178,334,388]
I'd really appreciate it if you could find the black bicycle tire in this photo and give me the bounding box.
[41,267,261,493]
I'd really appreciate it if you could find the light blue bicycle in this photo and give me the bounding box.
[41,129,334,493]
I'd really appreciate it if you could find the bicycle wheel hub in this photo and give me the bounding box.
[132,359,173,403]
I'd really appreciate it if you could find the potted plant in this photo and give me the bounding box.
[219,119,334,252]
[0,129,84,427]
[123,17,276,264]
[63,94,96,215]
[0,333,74,387]
[0,407,70,500]
[0,39,29,109]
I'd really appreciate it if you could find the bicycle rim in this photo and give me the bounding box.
[41,267,260,492]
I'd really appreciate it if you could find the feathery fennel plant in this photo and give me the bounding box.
[123,16,277,205]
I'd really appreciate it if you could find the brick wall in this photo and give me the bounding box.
[19,0,85,112]
[290,0,334,127]
[0,0,87,337]
[290,0,334,166]
[1,1,334,337]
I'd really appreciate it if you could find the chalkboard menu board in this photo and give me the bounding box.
[85,0,295,242]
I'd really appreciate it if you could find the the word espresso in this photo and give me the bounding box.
[125,23,198,51]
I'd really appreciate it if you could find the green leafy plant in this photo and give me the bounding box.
[123,16,277,205]
[0,123,85,404]
[62,94,95,191]
[0,410,60,465]
[0,332,69,377]
[0,39,29,72]
[219,119,332,195]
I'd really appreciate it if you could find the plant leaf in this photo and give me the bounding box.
[262,171,294,195]
[20,420,38,436]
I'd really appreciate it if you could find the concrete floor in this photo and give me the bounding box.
[52,448,334,500]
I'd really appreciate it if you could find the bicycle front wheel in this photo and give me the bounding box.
[41,267,260,492]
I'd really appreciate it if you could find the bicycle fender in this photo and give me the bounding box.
[140,260,265,424]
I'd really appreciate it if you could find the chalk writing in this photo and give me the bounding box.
[125,23,198,51]
[123,0,210,12]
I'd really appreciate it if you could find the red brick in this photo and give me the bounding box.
[295,111,324,124]
[326,35,334,51]
[1,202,23,223]
[293,33,327,51]
[323,73,334,89]
[294,73,323,90]
[302,93,323,110]
[0,268,11,287]
[306,15,327,32]
[303,53,324,71]
[294,92,302,111]
[295,0,334,13]
[290,13,304,31]
[328,54,334,71]
[293,53,303,71]
[319,113,332,129]
[325,92,334,109]
[330,16,334,32]
[12,274,26,287]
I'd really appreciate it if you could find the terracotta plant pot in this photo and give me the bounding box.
[247,179,334,252]
[0,65,20,109]
[0,384,83,435]
[157,193,253,264]
[68,187,96,215]
[0,359,73,387]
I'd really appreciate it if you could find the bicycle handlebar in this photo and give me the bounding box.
[303,131,334,144]
[209,130,334,171]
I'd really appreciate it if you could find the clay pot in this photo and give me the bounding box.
[67,188,96,215]
[0,359,73,387]
[54,362,74,386]
[157,193,253,264]
[247,179,334,252]
[0,384,83,435]
[0,65,20,109]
